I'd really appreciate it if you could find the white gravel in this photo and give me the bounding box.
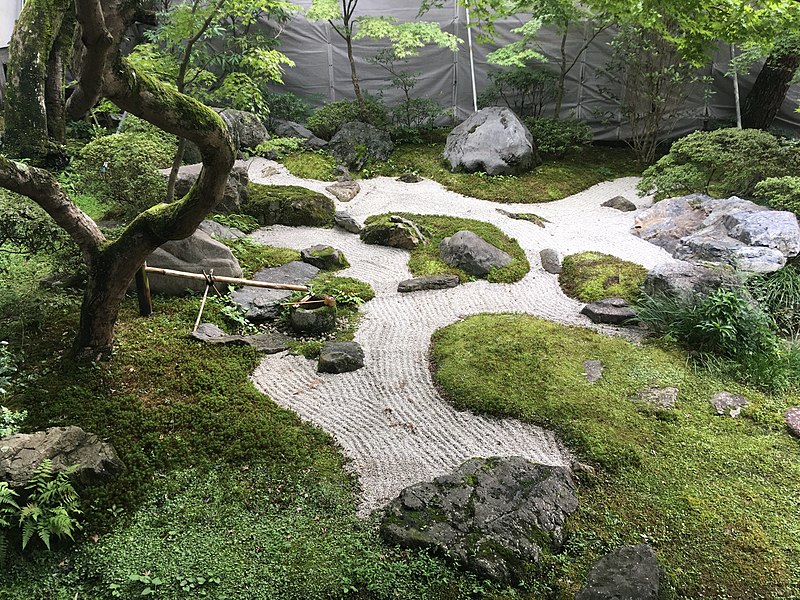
[245,158,677,514]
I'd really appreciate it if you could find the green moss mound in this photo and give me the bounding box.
[431,313,800,599]
[242,183,334,227]
[362,213,529,283]
[559,252,647,303]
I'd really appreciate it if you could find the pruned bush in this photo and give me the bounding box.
[753,176,800,217]
[478,66,557,118]
[638,128,800,200]
[262,90,313,130]
[525,117,592,158]
[306,98,388,141]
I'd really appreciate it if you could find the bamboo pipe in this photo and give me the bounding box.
[143,266,311,292]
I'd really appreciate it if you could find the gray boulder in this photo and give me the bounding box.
[575,544,663,600]
[602,196,637,212]
[361,216,427,250]
[581,298,637,326]
[643,261,735,297]
[301,245,348,270]
[443,107,539,176]
[326,180,361,202]
[244,183,335,227]
[329,122,394,171]
[198,219,246,240]
[143,230,242,296]
[785,407,800,438]
[318,341,365,373]
[440,230,512,277]
[381,457,578,584]
[540,248,562,274]
[398,274,460,293]
[273,120,328,150]
[214,108,268,150]
[0,426,124,488]
[161,162,250,214]
[334,211,362,234]
[231,261,319,322]
[710,391,749,418]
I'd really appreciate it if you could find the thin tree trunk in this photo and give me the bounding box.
[741,51,800,130]
[554,30,568,118]
[166,138,188,203]
[345,31,368,122]
[45,9,76,144]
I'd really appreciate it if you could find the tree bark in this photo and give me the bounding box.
[46,9,76,144]
[741,51,800,130]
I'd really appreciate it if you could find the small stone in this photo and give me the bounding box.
[602,196,637,212]
[575,544,663,600]
[241,332,289,354]
[300,245,348,270]
[580,298,637,326]
[636,387,678,409]
[334,211,362,234]
[397,275,460,293]
[189,323,228,342]
[710,391,749,418]
[398,173,422,183]
[540,248,562,274]
[326,180,361,202]
[333,165,352,181]
[198,219,246,240]
[318,341,365,374]
[583,360,603,384]
[785,407,800,437]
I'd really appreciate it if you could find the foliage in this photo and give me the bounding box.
[282,150,338,181]
[0,405,27,437]
[748,263,800,338]
[306,98,388,140]
[310,274,375,305]
[559,252,647,303]
[18,460,81,551]
[754,175,800,216]
[252,136,306,158]
[524,117,592,157]
[220,237,300,278]
[73,133,175,219]
[0,189,67,258]
[639,129,800,200]
[0,482,20,563]
[117,114,178,149]
[209,213,261,234]
[431,312,800,598]
[261,90,314,130]
[479,66,557,118]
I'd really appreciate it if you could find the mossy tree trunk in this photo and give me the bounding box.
[45,9,76,144]
[0,0,235,359]
[741,51,800,130]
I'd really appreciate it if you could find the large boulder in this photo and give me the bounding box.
[143,230,242,296]
[633,195,800,273]
[443,107,539,176]
[160,162,249,214]
[231,261,319,322]
[301,245,348,270]
[381,457,578,584]
[243,183,335,227]
[575,544,663,600]
[643,261,735,297]
[198,219,246,240]
[361,216,427,250]
[329,122,394,171]
[214,108,268,150]
[273,120,328,150]
[0,426,124,488]
[439,230,512,277]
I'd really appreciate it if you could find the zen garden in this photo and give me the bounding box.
[2,0,800,598]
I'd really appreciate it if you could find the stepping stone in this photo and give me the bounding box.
[397,274,460,293]
[361,216,427,250]
[318,341,364,374]
[576,544,663,600]
[583,360,603,384]
[602,195,637,212]
[496,208,548,227]
[190,323,227,342]
[241,332,289,354]
[540,248,562,274]
[710,391,749,418]
[581,298,637,325]
[326,180,361,202]
[785,407,800,437]
[397,173,422,183]
[189,324,289,353]
[231,261,319,322]
[334,211,361,234]
[635,387,678,409]
[301,244,348,270]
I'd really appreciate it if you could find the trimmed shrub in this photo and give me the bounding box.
[524,117,592,158]
[306,98,388,141]
[559,252,647,303]
[262,90,314,130]
[242,183,334,227]
[753,176,800,217]
[638,128,800,200]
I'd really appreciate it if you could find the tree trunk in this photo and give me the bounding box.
[741,51,800,130]
[345,31,369,122]
[45,10,76,144]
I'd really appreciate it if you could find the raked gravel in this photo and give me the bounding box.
[244,158,678,514]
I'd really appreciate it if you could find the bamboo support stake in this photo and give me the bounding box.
[144,267,311,292]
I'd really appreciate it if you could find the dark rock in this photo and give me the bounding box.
[398,173,422,183]
[243,332,290,353]
[162,162,249,214]
[326,180,361,202]
[273,120,328,150]
[635,387,678,409]
[142,230,242,296]
[583,360,603,384]
[289,302,336,334]
[244,183,335,227]
[301,245,348,270]
[540,248,562,274]
[0,426,125,488]
[333,165,352,181]
[397,274,460,293]
[710,391,748,417]
[329,122,394,171]
[581,298,637,326]
[443,107,539,176]
[334,211,362,234]
[602,196,638,212]
[785,407,800,437]
[361,216,427,250]
[440,230,513,277]
[318,341,365,373]
[643,261,735,298]
[189,324,289,353]
[198,219,246,240]
[575,544,663,600]
[231,261,319,322]
[381,456,578,584]
[496,208,549,227]
[214,107,268,150]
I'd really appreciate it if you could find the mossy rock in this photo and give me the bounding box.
[242,183,334,227]
[300,245,349,270]
[360,215,427,250]
[559,252,647,303]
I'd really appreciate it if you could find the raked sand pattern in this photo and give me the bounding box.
[246,158,678,514]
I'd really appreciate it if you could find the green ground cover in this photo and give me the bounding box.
[559,252,648,304]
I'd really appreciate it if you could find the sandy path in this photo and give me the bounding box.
[245,158,677,513]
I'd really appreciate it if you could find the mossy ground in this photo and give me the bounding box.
[363,213,529,283]
[431,313,800,599]
[559,252,648,303]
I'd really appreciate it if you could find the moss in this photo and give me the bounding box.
[221,238,300,278]
[282,151,337,181]
[559,252,648,303]
[243,183,334,227]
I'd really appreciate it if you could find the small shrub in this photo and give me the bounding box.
[638,128,800,200]
[748,263,800,338]
[753,176,800,217]
[117,114,178,149]
[261,90,314,130]
[0,189,66,258]
[210,213,261,234]
[0,406,27,437]
[525,117,592,158]
[0,482,19,562]
[252,136,306,158]
[306,97,388,140]
[559,252,647,303]
[479,66,557,118]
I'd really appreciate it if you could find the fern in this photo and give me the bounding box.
[0,482,19,563]
[18,459,81,550]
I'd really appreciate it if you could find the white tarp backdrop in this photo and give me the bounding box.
[1,0,24,48]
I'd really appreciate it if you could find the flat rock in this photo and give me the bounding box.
[635,387,678,409]
[326,180,361,202]
[318,341,364,373]
[398,173,422,183]
[440,230,512,277]
[397,274,460,293]
[198,219,246,240]
[301,245,348,270]
[361,216,427,250]
[497,208,548,227]
[273,120,328,150]
[575,544,663,600]
[540,248,562,274]
[190,323,228,341]
[643,261,735,297]
[583,360,603,384]
[785,407,800,437]
[334,211,361,234]
[381,456,578,584]
[231,261,319,322]
[710,391,749,417]
[189,324,289,353]
[329,122,394,171]
[602,196,637,212]
[580,298,637,326]
[0,426,125,488]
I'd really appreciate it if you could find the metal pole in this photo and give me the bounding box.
[465,7,478,112]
